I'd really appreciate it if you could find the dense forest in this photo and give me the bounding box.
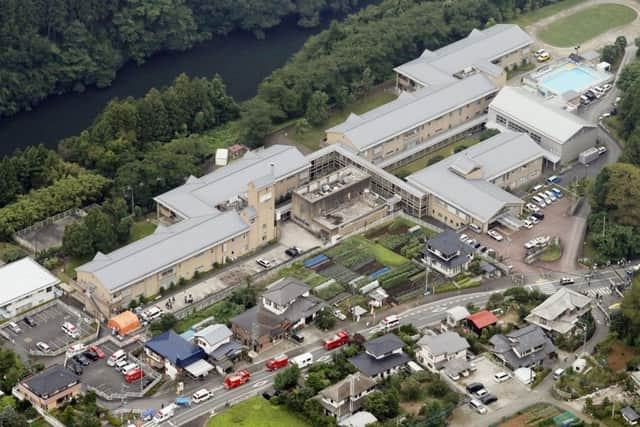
[0,0,362,117]
[0,0,571,247]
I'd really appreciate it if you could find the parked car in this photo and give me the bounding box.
[546,175,561,184]
[333,309,347,321]
[89,345,105,359]
[494,372,512,383]
[524,240,537,250]
[551,188,563,198]
[73,354,91,366]
[459,234,469,243]
[534,48,547,58]
[466,239,477,247]
[529,216,540,225]
[526,203,540,213]
[553,368,565,380]
[544,190,557,202]
[487,230,503,241]
[602,83,612,92]
[537,52,550,62]
[36,342,50,352]
[470,398,487,414]
[285,247,301,257]
[466,383,484,394]
[291,333,304,343]
[83,350,99,361]
[474,388,489,398]
[256,258,272,269]
[8,321,21,334]
[522,220,533,229]
[23,316,37,327]
[597,146,607,155]
[68,362,83,375]
[481,394,498,405]
[532,212,545,220]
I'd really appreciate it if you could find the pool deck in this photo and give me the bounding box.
[525,60,613,96]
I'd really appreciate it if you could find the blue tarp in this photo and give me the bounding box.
[142,409,154,420]
[368,266,391,279]
[304,254,328,268]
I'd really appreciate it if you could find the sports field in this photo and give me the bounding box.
[538,4,636,47]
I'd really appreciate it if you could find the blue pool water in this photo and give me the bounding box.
[539,66,603,95]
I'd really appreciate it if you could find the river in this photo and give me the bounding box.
[0,16,338,157]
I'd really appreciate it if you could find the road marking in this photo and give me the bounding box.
[252,380,268,388]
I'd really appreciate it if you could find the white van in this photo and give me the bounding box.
[532,196,546,208]
[115,359,129,371]
[468,223,481,233]
[120,363,138,374]
[470,398,487,414]
[381,315,399,330]
[192,388,212,403]
[108,349,127,367]
[538,193,552,205]
[142,306,162,322]
[290,352,313,369]
[62,322,80,339]
[153,405,175,423]
[66,343,87,358]
[8,321,21,334]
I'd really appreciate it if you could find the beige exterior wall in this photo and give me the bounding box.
[495,47,531,72]
[490,157,543,190]
[78,182,278,319]
[17,382,81,411]
[327,94,494,162]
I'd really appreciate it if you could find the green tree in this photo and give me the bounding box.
[362,389,399,420]
[314,308,336,330]
[238,98,282,147]
[274,365,301,391]
[62,221,94,259]
[305,91,329,126]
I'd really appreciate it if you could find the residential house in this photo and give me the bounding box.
[622,406,640,425]
[317,374,377,419]
[349,334,410,380]
[466,310,498,335]
[144,330,211,380]
[525,288,591,336]
[13,365,80,411]
[490,324,556,369]
[442,306,470,331]
[421,230,474,278]
[416,332,470,373]
[231,278,325,352]
[194,324,244,374]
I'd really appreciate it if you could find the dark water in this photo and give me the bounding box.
[0,17,333,157]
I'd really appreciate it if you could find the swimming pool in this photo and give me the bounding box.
[537,63,609,96]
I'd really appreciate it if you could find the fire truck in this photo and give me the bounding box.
[266,354,289,371]
[224,370,251,389]
[323,330,350,350]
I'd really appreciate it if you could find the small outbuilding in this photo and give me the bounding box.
[622,406,640,425]
[466,310,498,334]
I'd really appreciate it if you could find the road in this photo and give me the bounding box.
[114,265,629,426]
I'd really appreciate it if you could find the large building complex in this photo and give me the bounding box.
[75,145,310,319]
[394,24,533,91]
[0,257,60,318]
[325,74,496,164]
[325,24,532,169]
[488,86,597,163]
[407,132,557,232]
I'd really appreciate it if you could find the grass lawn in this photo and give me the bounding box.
[289,89,397,151]
[538,4,637,47]
[207,397,309,427]
[62,256,91,280]
[539,244,562,262]
[510,0,587,27]
[128,220,157,243]
[392,137,481,178]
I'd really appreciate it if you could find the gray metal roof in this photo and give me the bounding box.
[326,74,497,151]
[364,334,405,357]
[154,145,309,219]
[527,288,591,322]
[263,278,309,306]
[622,407,640,422]
[418,332,469,356]
[489,87,596,144]
[394,24,532,87]
[349,352,410,377]
[77,212,249,291]
[195,324,232,346]
[425,229,474,259]
[407,131,553,223]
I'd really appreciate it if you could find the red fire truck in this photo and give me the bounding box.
[124,367,144,383]
[323,330,350,350]
[266,354,289,371]
[224,370,251,389]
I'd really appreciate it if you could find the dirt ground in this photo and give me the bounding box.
[607,341,640,371]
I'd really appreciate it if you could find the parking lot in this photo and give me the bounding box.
[79,340,154,398]
[2,302,97,354]
[464,195,585,274]
[450,357,531,424]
